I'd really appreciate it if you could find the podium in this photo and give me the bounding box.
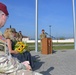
[41,38,52,54]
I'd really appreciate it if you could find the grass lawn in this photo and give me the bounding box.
[27,42,74,51]
[53,46,74,50]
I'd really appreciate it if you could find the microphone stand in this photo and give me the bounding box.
[45,32,51,38]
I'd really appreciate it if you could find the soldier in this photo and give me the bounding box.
[40,29,47,40]
[0,2,31,73]
[18,31,23,41]
[40,29,47,50]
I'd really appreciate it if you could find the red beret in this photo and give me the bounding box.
[0,2,9,16]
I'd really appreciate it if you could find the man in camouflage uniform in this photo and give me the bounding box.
[40,29,47,50]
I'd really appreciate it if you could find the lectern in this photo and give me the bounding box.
[41,38,52,54]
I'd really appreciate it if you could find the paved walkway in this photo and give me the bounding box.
[31,50,76,75]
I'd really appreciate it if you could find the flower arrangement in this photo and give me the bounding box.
[14,42,28,53]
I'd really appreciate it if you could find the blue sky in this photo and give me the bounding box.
[0,0,76,39]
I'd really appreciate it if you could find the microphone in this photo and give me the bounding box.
[45,32,48,35]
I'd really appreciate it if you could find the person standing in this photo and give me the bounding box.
[40,29,47,50]
[18,31,23,41]
[40,29,47,40]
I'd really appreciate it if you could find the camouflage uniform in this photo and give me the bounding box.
[40,33,47,50]
[40,33,47,41]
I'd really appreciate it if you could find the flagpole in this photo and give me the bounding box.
[72,0,76,50]
[35,0,38,52]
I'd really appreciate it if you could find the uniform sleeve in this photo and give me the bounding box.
[17,63,26,70]
[40,34,42,39]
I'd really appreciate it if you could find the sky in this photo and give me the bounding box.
[0,0,76,39]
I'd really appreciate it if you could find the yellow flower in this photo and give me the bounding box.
[21,44,25,49]
[17,47,23,53]
[14,42,28,53]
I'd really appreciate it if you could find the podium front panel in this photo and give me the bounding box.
[41,38,52,54]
